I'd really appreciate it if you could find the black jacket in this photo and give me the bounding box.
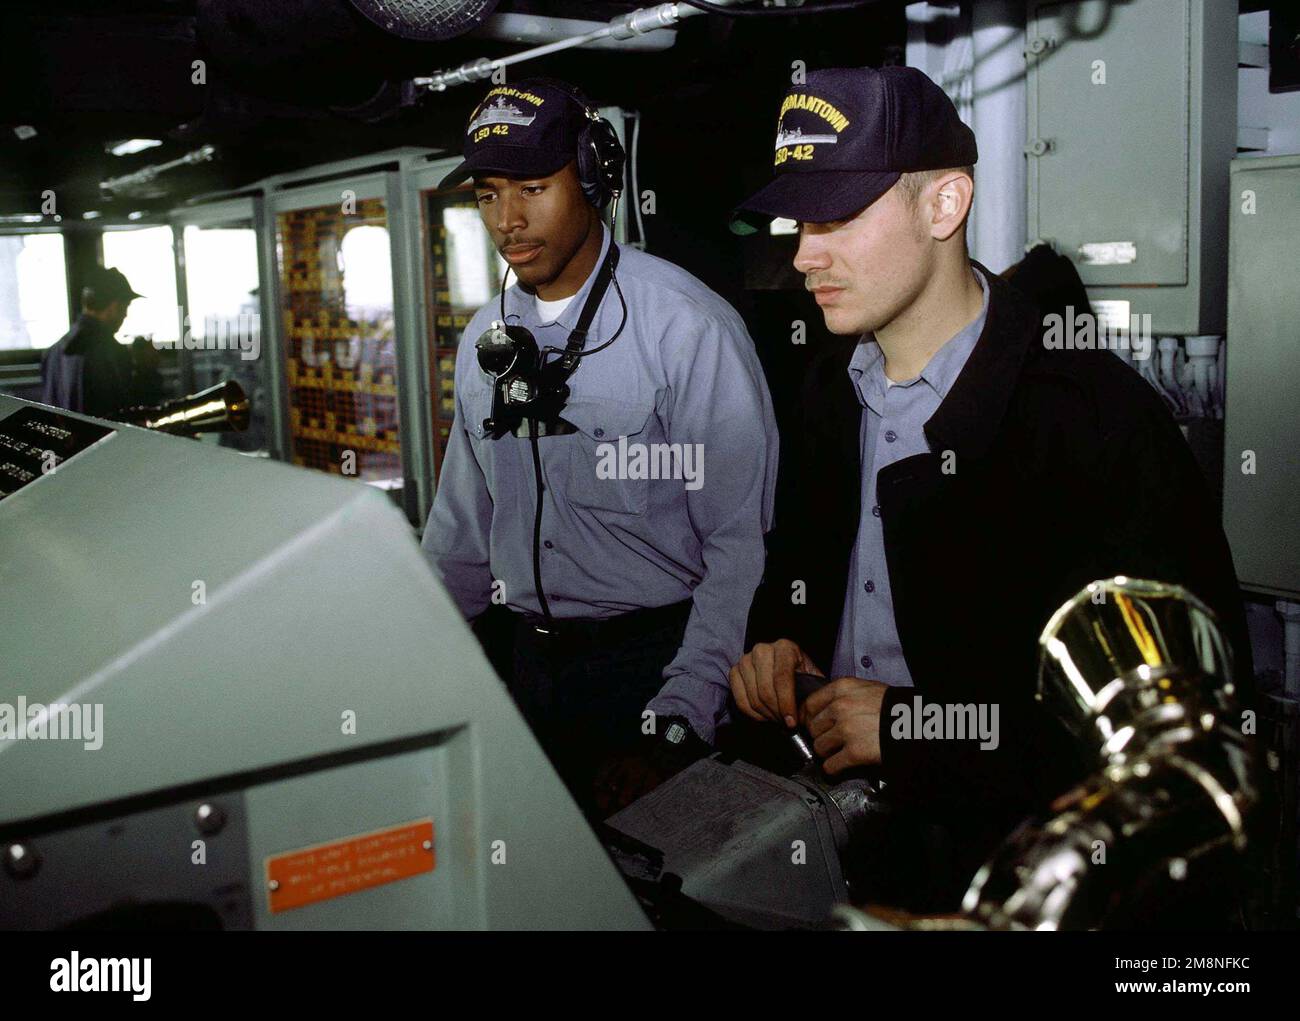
[749,263,1252,878]
[40,314,137,419]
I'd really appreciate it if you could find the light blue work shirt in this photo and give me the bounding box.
[829,266,989,684]
[422,225,778,743]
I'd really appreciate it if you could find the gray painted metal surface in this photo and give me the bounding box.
[0,394,648,929]
[606,757,850,929]
[1222,155,1300,599]
[1026,0,1236,334]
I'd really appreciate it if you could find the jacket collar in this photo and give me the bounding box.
[64,313,115,355]
[922,260,1036,462]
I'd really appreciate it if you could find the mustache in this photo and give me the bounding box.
[805,277,850,291]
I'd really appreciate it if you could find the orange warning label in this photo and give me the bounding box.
[265,818,435,914]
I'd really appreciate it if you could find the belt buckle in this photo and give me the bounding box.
[528,618,562,643]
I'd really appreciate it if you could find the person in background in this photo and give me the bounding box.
[41,265,144,420]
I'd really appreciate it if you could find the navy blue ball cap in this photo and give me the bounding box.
[437,78,591,189]
[730,65,978,235]
[82,265,143,303]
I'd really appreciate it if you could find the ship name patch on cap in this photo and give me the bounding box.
[467,87,546,145]
[774,93,851,167]
[438,78,592,190]
[731,66,979,235]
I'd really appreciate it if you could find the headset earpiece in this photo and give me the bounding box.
[542,81,624,209]
[576,116,626,209]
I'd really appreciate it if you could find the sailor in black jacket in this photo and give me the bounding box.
[727,66,1251,899]
[41,266,143,420]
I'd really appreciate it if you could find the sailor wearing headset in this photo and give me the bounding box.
[421,77,778,819]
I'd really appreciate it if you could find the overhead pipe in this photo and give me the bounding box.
[469,12,678,52]
[411,1,743,94]
[100,145,217,199]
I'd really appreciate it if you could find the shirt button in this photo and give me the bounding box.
[860,655,873,670]
[871,504,881,517]
[543,540,554,549]
[885,430,897,443]
[864,579,875,593]
[593,427,604,438]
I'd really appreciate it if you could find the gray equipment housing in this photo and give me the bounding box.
[0,394,648,930]
[605,757,885,929]
[1221,154,1300,600]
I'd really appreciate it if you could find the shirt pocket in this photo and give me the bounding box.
[456,384,492,440]
[559,397,656,515]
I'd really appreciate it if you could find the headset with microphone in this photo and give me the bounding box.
[469,83,630,625]
[474,82,629,440]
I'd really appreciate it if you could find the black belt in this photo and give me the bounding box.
[513,599,692,648]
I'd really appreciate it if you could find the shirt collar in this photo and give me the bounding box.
[847,265,990,412]
[504,223,613,330]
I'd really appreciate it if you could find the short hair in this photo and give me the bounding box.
[896,165,975,207]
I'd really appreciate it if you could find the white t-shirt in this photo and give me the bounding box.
[535,293,576,322]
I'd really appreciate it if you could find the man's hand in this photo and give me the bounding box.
[729,639,823,728]
[802,677,888,774]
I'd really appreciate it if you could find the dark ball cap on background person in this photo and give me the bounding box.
[437,78,594,190]
[730,65,978,235]
[82,265,143,306]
